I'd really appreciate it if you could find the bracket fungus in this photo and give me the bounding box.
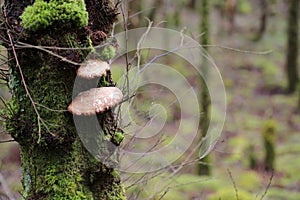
[77,59,110,79]
[68,87,123,116]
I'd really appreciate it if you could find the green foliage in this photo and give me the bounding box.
[98,45,117,62]
[267,188,300,200]
[227,137,251,165]
[126,174,221,199]
[237,0,252,14]
[208,188,253,200]
[236,171,261,191]
[255,58,282,87]
[20,0,88,31]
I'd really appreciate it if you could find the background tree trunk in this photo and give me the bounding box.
[286,0,299,93]
[197,0,211,176]
[128,0,144,28]
[254,0,268,41]
[1,0,126,199]
[188,0,196,9]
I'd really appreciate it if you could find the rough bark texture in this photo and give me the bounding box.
[1,0,126,199]
[286,0,299,93]
[197,0,211,176]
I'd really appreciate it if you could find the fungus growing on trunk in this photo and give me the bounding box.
[77,59,110,79]
[68,87,123,116]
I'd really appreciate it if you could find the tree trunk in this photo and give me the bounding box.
[128,0,144,28]
[188,0,197,9]
[197,0,211,176]
[286,0,299,93]
[254,0,268,41]
[298,85,300,112]
[148,0,162,23]
[1,0,126,199]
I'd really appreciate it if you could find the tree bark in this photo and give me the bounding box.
[286,0,299,93]
[198,0,211,176]
[1,0,126,199]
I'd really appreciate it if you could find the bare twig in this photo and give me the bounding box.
[120,1,130,99]
[15,42,80,66]
[227,169,239,200]
[35,103,68,113]
[7,30,55,143]
[259,170,274,200]
[202,44,273,55]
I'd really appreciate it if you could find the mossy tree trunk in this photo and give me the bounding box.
[286,0,299,93]
[1,0,126,199]
[197,0,211,176]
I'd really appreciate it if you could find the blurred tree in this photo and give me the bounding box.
[298,83,300,112]
[0,0,126,199]
[285,0,299,93]
[262,119,276,171]
[248,144,257,170]
[198,0,211,176]
[164,1,182,28]
[188,0,196,9]
[254,0,268,41]
[226,0,236,34]
[148,0,162,22]
[128,0,144,28]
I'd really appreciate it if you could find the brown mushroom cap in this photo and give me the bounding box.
[68,87,123,116]
[77,59,110,79]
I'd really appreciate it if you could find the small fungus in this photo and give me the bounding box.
[77,59,110,79]
[68,87,123,116]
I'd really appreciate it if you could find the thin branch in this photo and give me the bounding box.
[260,170,274,200]
[202,44,273,55]
[35,103,68,113]
[16,42,80,66]
[227,169,239,200]
[16,41,111,51]
[7,30,55,143]
[120,1,130,98]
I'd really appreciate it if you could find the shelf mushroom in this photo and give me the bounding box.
[77,59,110,79]
[68,87,123,115]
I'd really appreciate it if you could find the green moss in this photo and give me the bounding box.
[20,0,88,31]
[20,140,94,200]
[98,45,117,61]
[112,132,124,146]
